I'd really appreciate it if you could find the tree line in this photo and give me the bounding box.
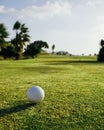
[0,20,104,61]
[0,21,49,60]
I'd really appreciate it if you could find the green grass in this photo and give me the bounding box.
[0,55,104,130]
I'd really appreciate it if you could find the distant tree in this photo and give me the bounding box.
[98,39,104,62]
[52,44,55,54]
[94,53,97,56]
[56,51,69,55]
[0,23,9,51]
[11,21,30,59]
[24,40,49,58]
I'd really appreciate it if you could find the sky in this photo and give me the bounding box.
[0,0,104,55]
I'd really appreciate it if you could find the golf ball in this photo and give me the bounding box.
[27,86,45,103]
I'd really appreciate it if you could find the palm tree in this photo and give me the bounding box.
[12,21,30,59]
[52,44,55,54]
[0,23,9,50]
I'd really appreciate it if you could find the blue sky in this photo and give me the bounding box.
[0,0,104,55]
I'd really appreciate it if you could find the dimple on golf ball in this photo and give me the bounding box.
[27,86,45,103]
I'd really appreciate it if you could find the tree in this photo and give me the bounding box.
[11,21,30,59]
[52,44,55,54]
[1,44,16,59]
[0,23,9,50]
[24,40,49,58]
[98,39,104,62]
[100,39,104,47]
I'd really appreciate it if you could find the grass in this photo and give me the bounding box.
[0,55,104,130]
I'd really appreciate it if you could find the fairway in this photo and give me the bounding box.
[0,55,104,130]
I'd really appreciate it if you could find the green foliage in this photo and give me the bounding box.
[0,55,104,130]
[98,39,104,62]
[12,21,30,59]
[98,46,104,62]
[0,23,9,48]
[0,44,16,59]
[0,22,50,60]
[13,21,21,31]
[24,40,49,58]
[100,39,104,47]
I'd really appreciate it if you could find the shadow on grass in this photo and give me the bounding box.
[47,60,98,65]
[0,102,36,117]
[22,66,65,73]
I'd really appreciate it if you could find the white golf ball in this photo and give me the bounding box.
[27,86,45,103]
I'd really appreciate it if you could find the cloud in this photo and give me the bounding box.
[21,0,72,19]
[0,5,18,14]
[91,23,104,37]
[0,0,72,20]
[97,15,104,23]
[0,0,102,55]
[86,0,103,7]
[0,5,5,13]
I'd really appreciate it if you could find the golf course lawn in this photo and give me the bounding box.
[0,55,104,130]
